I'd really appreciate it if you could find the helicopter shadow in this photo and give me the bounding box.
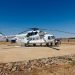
[49,46,60,51]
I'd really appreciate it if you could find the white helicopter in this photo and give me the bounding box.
[12,28,58,46]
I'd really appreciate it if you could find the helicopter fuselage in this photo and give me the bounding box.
[15,30,56,46]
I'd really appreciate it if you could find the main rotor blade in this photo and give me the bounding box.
[48,29,75,35]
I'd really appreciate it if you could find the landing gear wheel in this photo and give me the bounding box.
[40,43,42,47]
[25,44,27,47]
[46,43,49,47]
[33,44,36,46]
[25,44,29,47]
[50,42,53,46]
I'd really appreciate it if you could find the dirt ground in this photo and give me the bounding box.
[0,43,75,63]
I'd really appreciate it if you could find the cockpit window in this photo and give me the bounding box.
[35,32,38,35]
[27,32,38,37]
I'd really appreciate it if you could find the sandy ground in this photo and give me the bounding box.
[0,44,75,63]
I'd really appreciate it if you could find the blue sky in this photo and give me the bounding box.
[0,0,75,37]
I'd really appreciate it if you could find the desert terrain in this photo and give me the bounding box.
[0,42,75,63]
[0,42,75,75]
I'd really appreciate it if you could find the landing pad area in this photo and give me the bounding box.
[0,44,75,63]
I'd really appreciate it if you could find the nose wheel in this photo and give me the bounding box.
[33,43,36,46]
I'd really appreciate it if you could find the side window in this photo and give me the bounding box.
[36,37,39,40]
[27,38,32,40]
[48,36,51,40]
[32,38,35,40]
